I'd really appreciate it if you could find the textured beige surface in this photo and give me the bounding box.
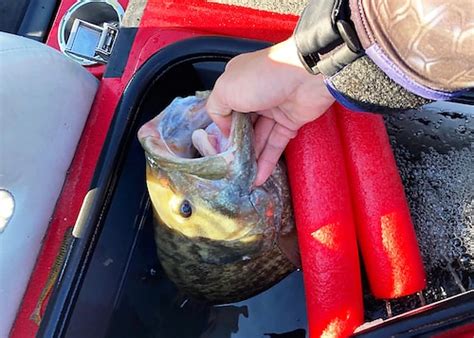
[208,0,307,15]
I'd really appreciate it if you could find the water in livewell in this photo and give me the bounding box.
[108,101,472,338]
[106,206,308,338]
[365,101,474,319]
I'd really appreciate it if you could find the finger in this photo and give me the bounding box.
[254,124,296,186]
[191,129,218,156]
[258,107,300,132]
[250,113,259,125]
[258,108,275,119]
[270,106,301,131]
[206,88,233,137]
[253,116,275,158]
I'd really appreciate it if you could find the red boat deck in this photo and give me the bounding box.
[11,1,299,337]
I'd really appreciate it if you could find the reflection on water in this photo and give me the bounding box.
[200,305,248,338]
[263,329,306,338]
[197,272,308,338]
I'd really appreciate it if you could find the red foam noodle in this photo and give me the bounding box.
[285,106,364,337]
[336,104,426,299]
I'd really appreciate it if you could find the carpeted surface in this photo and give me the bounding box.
[209,0,307,14]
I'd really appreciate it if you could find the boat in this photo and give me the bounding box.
[1,1,473,337]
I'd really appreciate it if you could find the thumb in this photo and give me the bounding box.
[206,89,233,137]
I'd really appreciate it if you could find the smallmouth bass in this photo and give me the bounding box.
[138,92,299,303]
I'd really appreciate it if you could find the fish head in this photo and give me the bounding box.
[138,93,276,260]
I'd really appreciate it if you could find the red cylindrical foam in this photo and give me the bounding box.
[336,104,426,299]
[285,107,363,338]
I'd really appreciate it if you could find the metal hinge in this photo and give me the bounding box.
[65,19,119,64]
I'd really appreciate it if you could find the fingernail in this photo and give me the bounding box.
[209,109,231,117]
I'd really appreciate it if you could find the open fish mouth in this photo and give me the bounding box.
[137,92,256,181]
[191,123,229,157]
[136,91,299,304]
[137,92,268,244]
[138,92,218,154]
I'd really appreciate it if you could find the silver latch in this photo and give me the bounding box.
[65,19,119,64]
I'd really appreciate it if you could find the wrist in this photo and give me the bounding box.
[268,38,307,71]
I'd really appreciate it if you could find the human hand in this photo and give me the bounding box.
[206,37,335,186]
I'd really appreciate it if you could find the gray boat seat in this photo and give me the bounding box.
[0,32,98,337]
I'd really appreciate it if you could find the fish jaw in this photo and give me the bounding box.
[138,95,257,187]
[226,112,257,191]
[137,95,212,158]
[138,110,230,180]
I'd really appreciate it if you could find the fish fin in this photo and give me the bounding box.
[278,227,301,268]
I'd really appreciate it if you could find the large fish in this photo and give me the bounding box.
[138,92,299,303]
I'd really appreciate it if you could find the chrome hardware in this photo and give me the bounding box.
[65,19,119,64]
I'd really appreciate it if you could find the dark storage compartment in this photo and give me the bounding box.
[39,37,473,338]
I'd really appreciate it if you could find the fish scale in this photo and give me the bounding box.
[138,93,299,303]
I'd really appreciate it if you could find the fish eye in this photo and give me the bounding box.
[179,200,192,218]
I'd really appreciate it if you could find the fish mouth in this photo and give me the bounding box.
[138,93,256,182]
